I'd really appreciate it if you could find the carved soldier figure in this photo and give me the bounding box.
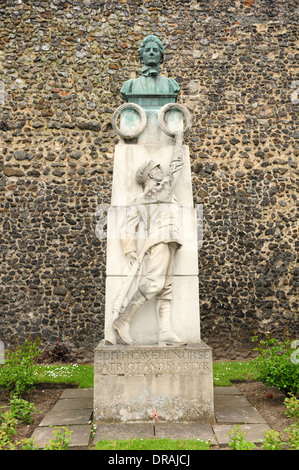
[112,131,186,346]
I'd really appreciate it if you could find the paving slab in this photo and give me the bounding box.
[214,393,251,408]
[39,408,93,427]
[60,388,93,399]
[214,386,242,395]
[94,422,216,444]
[154,423,217,444]
[51,397,93,412]
[93,423,154,441]
[213,423,272,445]
[32,425,92,450]
[215,405,268,424]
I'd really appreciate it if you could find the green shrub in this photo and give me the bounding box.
[9,397,37,424]
[228,426,257,450]
[262,429,284,450]
[284,395,299,421]
[0,410,18,449]
[284,395,299,450]
[0,406,72,450]
[284,423,299,450]
[228,426,298,451]
[43,427,72,450]
[228,395,299,450]
[17,438,40,450]
[252,335,299,396]
[0,340,41,397]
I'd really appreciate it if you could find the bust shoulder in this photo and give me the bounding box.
[163,76,180,94]
[121,79,134,101]
[121,75,180,100]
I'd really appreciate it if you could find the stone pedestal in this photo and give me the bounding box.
[94,342,214,423]
[94,84,214,424]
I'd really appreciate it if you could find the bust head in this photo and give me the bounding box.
[120,35,180,100]
[138,35,164,66]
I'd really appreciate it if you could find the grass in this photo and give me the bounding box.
[94,438,210,450]
[34,364,94,388]
[213,360,257,386]
[32,360,257,389]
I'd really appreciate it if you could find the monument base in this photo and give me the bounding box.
[94,342,214,424]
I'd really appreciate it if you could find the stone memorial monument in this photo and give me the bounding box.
[94,36,214,423]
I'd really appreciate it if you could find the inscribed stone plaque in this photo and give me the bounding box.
[95,345,211,376]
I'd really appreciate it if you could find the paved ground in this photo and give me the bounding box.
[31,386,271,449]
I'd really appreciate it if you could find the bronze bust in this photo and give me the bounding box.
[121,35,180,102]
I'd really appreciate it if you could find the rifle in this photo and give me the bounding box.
[104,246,147,344]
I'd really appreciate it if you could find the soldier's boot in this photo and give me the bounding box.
[157,299,187,346]
[113,290,147,345]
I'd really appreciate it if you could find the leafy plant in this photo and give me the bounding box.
[228,426,285,451]
[252,335,299,396]
[0,340,41,397]
[0,410,18,449]
[228,395,299,450]
[43,427,72,450]
[18,438,40,450]
[9,397,37,424]
[284,395,299,450]
[228,426,257,450]
[262,430,284,450]
[284,423,299,450]
[0,405,72,450]
[284,395,299,421]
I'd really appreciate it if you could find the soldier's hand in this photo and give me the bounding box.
[127,252,138,267]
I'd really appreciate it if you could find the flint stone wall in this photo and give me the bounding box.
[0,0,298,360]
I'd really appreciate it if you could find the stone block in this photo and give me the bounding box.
[39,408,93,427]
[214,406,267,424]
[109,144,194,207]
[214,394,251,408]
[104,275,200,345]
[94,423,154,441]
[94,342,214,423]
[93,422,216,443]
[214,386,242,395]
[60,388,93,399]
[51,397,93,412]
